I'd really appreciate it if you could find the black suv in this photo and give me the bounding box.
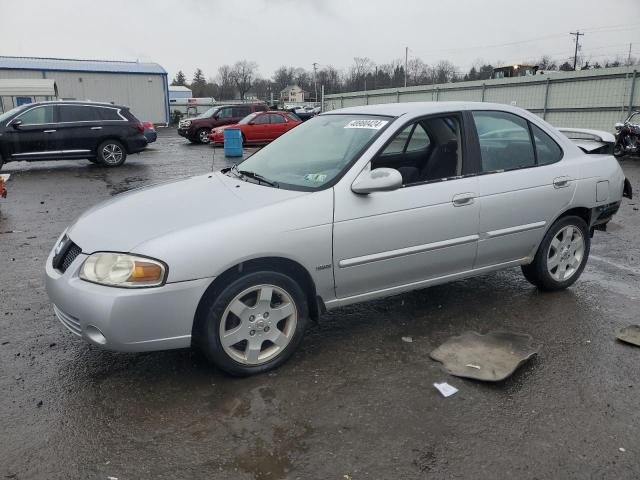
[0,101,148,170]
[177,103,268,144]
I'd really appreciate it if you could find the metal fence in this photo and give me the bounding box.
[323,66,639,132]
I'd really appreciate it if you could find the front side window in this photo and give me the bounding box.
[531,123,563,165]
[473,111,535,172]
[234,114,391,190]
[58,105,100,122]
[17,105,54,125]
[254,114,270,125]
[218,107,233,119]
[374,115,460,185]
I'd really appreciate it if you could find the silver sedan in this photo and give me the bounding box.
[45,102,630,376]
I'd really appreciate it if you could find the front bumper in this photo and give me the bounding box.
[45,246,213,352]
[177,128,194,138]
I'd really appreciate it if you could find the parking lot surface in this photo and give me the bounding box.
[1,129,640,479]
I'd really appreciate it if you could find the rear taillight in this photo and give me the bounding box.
[133,123,144,133]
[142,121,153,129]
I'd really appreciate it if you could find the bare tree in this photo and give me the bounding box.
[216,65,235,100]
[272,66,296,93]
[231,60,258,100]
[433,60,457,84]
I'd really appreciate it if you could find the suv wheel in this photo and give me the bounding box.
[98,140,127,167]
[195,271,309,376]
[197,128,210,144]
[521,215,590,291]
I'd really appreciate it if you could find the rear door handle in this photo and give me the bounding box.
[553,176,571,188]
[452,192,476,207]
[44,129,56,133]
[90,126,103,130]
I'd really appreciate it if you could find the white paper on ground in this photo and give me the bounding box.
[433,382,458,397]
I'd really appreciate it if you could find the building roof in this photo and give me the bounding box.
[0,78,57,96]
[280,84,307,93]
[169,85,192,92]
[0,56,166,75]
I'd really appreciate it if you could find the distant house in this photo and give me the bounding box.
[169,85,193,100]
[280,84,308,103]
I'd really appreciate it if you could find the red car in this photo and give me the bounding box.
[209,111,302,145]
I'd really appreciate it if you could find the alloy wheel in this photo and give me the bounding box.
[547,225,585,281]
[102,144,123,165]
[219,284,298,365]
[199,130,210,143]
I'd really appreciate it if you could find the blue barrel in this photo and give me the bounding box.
[223,128,243,157]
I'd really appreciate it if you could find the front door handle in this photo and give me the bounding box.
[553,176,571,188]
[44,129,56,133]
[90,126,103,130]
[452,192,476,207]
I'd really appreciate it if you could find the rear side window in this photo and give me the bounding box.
[254,114,270,125]
[473,111,535,172]
[287,113,301,122]
[531,123,563,165]
[17,105,54,124]
[58,105,100,122]
[270,114,286,124]
[233,107,251,117]
[98,107,124,121]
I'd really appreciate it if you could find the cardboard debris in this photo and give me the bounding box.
[430,331,539,382]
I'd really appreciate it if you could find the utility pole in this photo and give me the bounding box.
[312,62,319,104]
[628,43,633,66]
[404,46,408,87]
[570,30,584,70]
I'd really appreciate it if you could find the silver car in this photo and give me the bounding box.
[45,102,630,376]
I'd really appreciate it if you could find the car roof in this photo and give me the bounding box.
[323,101,533,119]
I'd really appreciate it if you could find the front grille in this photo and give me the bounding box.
[53,304,82,336]
[60,243,82,273]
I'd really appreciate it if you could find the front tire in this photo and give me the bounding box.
[522,215,590,291]
[97,140,127,167]
[197,128,210,144]
[195,271,309,376]
[613,141,624,158]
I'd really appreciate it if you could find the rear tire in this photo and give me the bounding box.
[197,129,210,144]
[195,271,309,376]
[522,215,590,291]
[613,142,624,158]
[97,140,127,167]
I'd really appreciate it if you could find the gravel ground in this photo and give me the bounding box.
[1,129,639,480]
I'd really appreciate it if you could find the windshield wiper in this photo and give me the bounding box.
[237,169,279,188]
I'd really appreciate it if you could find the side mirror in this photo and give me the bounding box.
[11,119,23,129]
[352,167,403,194]
[614,122,624,130]
[248,121,255,126]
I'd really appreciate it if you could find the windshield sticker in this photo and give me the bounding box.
[344,119,388,130]
[304,173,328,183]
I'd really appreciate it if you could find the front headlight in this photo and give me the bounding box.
[79,253,167,288]
[183,120,191,127]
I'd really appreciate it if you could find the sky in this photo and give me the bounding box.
[2,0,639,82]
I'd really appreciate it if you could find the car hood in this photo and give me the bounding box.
[67,172,307,253]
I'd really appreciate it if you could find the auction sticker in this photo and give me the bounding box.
[344,119,388,129]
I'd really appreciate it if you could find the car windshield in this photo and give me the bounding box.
[238,113,258,125]
[235,114,392,190]
[0,104,28,123]
[197,107,219,119]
